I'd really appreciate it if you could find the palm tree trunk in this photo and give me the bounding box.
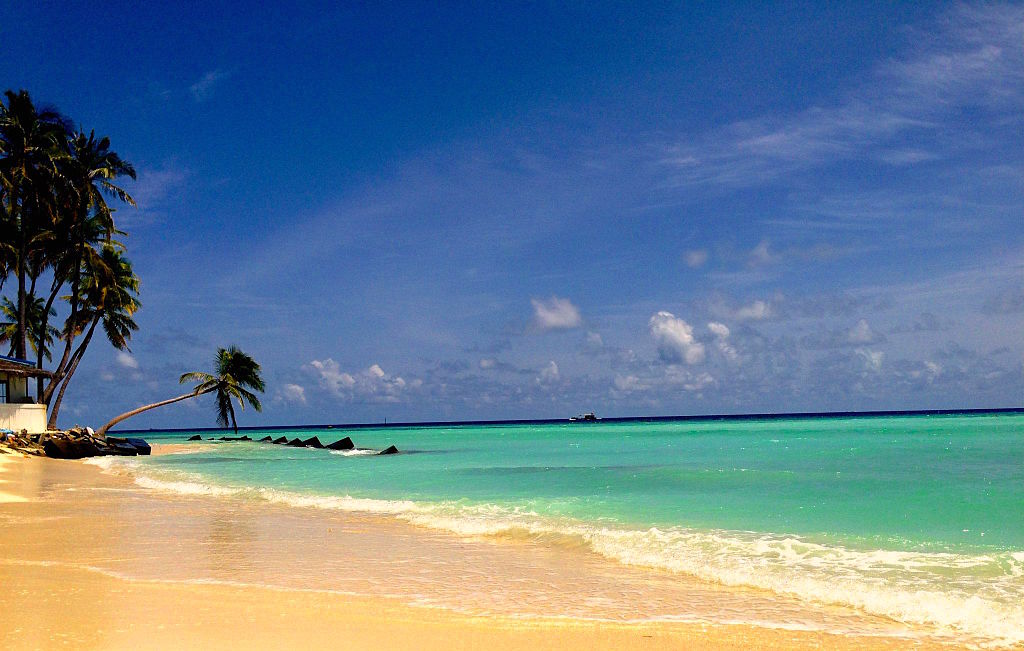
[35,281,62,400]
[97,388,213,437]
[15,207,27,360]
[47,315,99,429]
[42,247,82,405]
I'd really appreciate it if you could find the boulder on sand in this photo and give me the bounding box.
[187,434,202,441]
[125,438,151,455]
[302,436,324,449]
[105,438,140,456]
[378,445,399,455]
[327,436,354,451]
[43,438,84,460]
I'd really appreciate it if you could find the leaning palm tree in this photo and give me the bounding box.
[97,347,264,436]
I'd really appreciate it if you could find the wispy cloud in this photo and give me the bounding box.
[190,69,230,102]
[660,4,1024,189]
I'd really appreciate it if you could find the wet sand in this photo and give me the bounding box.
[0,452,982,650]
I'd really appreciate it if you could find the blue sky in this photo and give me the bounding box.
[4,2,1022,428]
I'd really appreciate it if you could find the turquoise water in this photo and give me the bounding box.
[101,412,1024,644]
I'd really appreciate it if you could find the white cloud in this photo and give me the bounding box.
[537,360,560,384]
[115,351,139,369]
[305,360,413,402]
[707,321,739,362]
[857,349,885,371]
[735,300,772,320]
[613,374,645,392]
[749,240,778,266]
[848,319,876,344]
[586,331,604,348]
[479,358,496,370]
[306,359,356,393]
[649,311,705,364]
[684,249,709,268]
[531,296,582,330]
[278,383,307,404]
[190,69,229,102]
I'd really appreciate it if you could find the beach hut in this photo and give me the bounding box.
[0,356,52,433]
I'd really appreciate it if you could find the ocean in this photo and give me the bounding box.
[91,412,1024,646]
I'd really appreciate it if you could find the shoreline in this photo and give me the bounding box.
[0,451,1007,650]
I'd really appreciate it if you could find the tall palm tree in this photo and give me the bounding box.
[97,347,264,436]
[0,89,69,359]
[47,244,140,428]
[41,129,134,404]
[0,295,59,360]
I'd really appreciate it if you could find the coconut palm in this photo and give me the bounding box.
[40,129,134,404]
[97,347,264,436]
[0,295,59,360]
[47,244,141,428]
[0,89,69,359]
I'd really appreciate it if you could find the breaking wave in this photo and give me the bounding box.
[85,456,1024,647]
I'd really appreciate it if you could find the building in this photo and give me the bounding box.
[0,356,52,433]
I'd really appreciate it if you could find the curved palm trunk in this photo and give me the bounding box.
[97,388,213,437]
[47,316,99,429]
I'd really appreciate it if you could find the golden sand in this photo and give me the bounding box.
[0,453,984,650]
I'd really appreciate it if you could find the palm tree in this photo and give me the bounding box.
[40,129,134,404]
[0,89,69,359]
[0,295,59,360]
[47,244,141,428]
[97,347,264,436]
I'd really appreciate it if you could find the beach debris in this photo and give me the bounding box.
[0,428,152,460]
[187,434,203,441]
[301,436,325,449]
[326,436,354,450]
[378,445,399,455]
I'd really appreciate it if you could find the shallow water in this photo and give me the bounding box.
[99,412,1024,646]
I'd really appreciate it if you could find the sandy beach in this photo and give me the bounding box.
[0,449,988,651]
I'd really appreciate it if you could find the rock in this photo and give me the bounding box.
[125,438,151,455]
[327,437,354,451]
[286,438,305,447]
[259,436,273,442]
[104,438,139,456]
[378,445,399,455]
[187,435,203,441]
[302,436,324,449]
[43,438,84,459]
[272,436,289,444]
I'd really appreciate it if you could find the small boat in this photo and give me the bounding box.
[569,412,599,422]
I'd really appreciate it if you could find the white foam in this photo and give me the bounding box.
[328,449,378,457]
[92,457,1024,647]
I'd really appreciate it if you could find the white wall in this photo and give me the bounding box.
[0,403,47,433]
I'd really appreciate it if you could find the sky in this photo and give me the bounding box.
[2,2,1022,429]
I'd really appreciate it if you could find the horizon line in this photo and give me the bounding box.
[117,406,1024,434]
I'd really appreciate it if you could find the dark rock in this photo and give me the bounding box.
[187,435,203,441]
[272,436,289,444]
[125,438,151,455]
[259,436,273,442]
[105,438,140,456]
[286,438,305,447]
[302,436,324,449]
[378,445,399,455]
[43,438,84,459]
[327,436,354,451]
[240,435,252,441]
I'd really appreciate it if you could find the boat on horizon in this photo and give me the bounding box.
[569,412,599,422]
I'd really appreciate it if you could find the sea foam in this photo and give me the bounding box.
[88,455,1024,647]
